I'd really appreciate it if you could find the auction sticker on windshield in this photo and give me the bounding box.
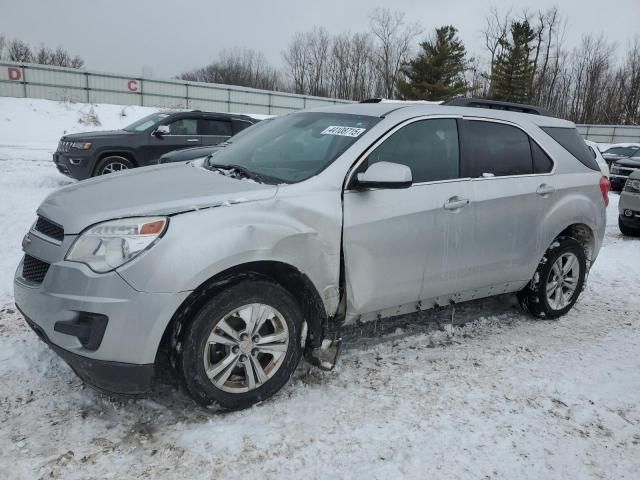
[321,126,366,137]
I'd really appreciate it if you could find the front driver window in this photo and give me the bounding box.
[167,118,198,135]
[366,118,460,183]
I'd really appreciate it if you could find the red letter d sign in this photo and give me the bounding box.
[8,67,22,81]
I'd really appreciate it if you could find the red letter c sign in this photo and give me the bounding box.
[127,80,139,92]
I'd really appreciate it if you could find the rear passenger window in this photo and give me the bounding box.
[464,121,533,177]
[531,141,553,173]
[200,119,232,136]
[541,127,600,171]
[367,119,460,183]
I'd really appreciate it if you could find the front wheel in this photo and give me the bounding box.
[94,156,134,176]
[178,280,304,410]
[518,237,587,319]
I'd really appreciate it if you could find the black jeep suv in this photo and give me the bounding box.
[53,110,258,180]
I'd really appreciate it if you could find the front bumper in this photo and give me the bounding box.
[53,151,94,180]
[14,232,191,394]
[19,306,154,394]
[619,213,640,229]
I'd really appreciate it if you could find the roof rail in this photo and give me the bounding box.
[359,98,383,103]
[442,97,555,117]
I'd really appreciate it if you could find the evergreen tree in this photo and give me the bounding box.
[490,21,536,103]
[397,26,467,100]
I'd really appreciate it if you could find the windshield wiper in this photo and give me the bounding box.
[207,162,284,184]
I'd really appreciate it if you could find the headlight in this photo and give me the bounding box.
[71,142,92,150]
[66,217,167,273]
[624,178,640,194]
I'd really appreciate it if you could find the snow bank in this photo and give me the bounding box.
[0,97,164,151]
[0,97,270,153]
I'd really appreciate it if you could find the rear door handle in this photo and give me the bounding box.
[187,138,200,142]
[443,196,470,210]
[536,184,555,196]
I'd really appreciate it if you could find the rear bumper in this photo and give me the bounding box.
[19,306,154,394]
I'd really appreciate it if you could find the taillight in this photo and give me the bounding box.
[600,176,610,207]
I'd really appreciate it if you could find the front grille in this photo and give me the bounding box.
[22,255,50,284]
[58,140,72,153]
[34,216,64,241]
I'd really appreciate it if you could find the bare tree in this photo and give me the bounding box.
[369,8,422,98]
[283,32,311,94]
[6,39,32,62]
[180,48,283,91]
[481,6,512,93]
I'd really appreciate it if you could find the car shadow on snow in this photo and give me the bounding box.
[130,293,528,413]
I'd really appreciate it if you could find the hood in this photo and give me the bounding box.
[614,158,640,168]
[62,130,131,141]
[160,145,222,162]
[603,153,631,159]
[38,162,278,234]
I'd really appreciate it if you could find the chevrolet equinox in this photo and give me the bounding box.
[15,101,608,410]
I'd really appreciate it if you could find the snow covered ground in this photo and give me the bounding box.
[0,98,639,479]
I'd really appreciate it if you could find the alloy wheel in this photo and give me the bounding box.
[203,303,289,393]
[545,252,580,310]
[101,162,129,175]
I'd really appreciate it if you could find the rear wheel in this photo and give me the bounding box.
[94,156,134,176]
[178,280,304,410]
[619,217,640,237]
[518,237,587,319]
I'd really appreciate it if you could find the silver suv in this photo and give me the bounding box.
[15,102,608,409]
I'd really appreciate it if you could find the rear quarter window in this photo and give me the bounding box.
[541,127,600,171]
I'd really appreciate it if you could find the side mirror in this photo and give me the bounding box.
[355,161,412,189]
[153,125,170,137]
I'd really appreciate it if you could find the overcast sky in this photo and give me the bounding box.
[1,0,638,78]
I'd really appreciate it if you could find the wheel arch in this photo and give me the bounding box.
[156,260,327,370]
[94,150,138,175]
[557,223,596,264]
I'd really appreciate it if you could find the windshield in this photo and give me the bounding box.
[204,112,380,183]
[124,113,171,132]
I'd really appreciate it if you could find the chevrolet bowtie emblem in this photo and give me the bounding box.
[22,233,32,248]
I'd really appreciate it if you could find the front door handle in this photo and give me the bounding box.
[187,138,200,142]
[536,184,555,196]
[443,196,470,210]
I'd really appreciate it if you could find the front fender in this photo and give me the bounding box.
[117,192,343,316]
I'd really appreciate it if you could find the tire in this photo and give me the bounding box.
[178,280,304,410]
[619,217,640,237]
[517,237,587,319]
[94,156,134,176]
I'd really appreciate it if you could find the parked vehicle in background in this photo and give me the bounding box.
[601,143,640,168]
[158,118,269,165]
[585,140,609,178]
[610,150,640,191]
[53,111,258,179]
[618,171,640,237]
[16,101,607,410]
